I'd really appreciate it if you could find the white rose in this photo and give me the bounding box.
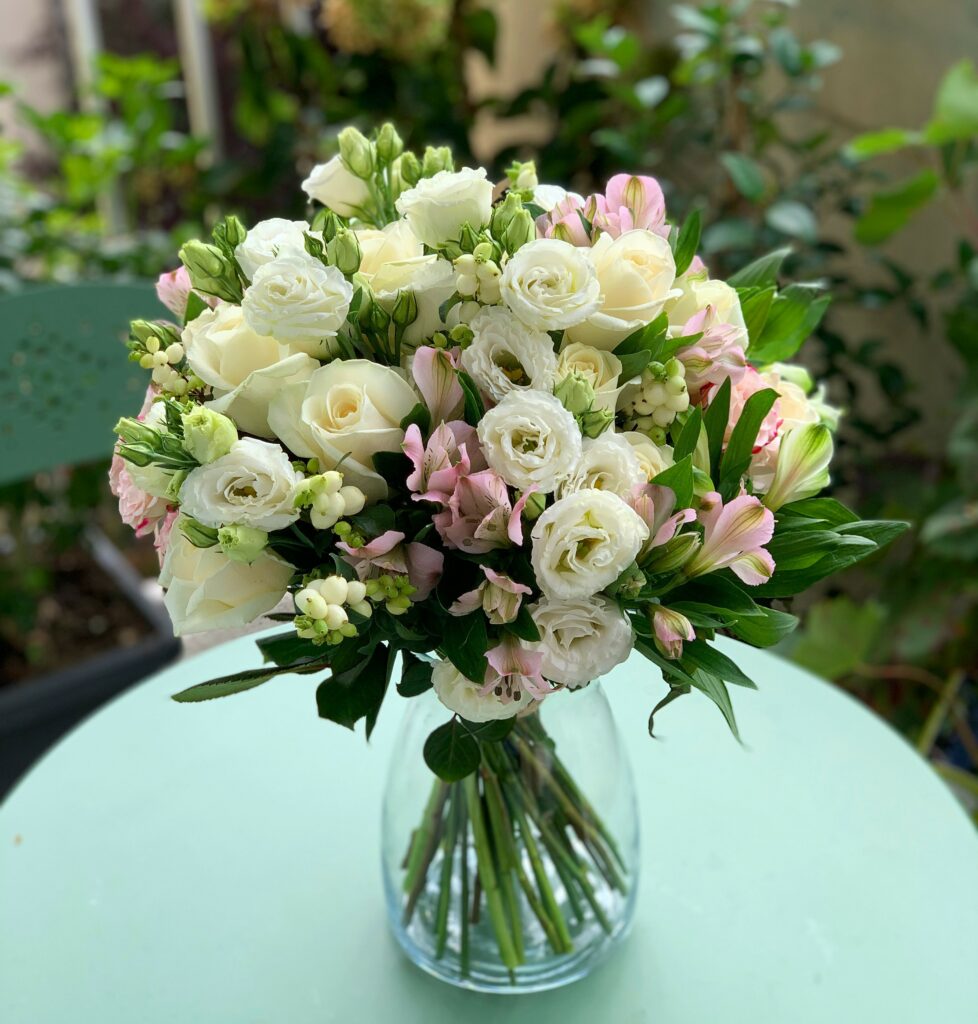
[235,218,310,280]
[461,305,558,403]
[160,525,294,636]
[531,488,649,599]
[622,431,675,481]
[500,238,601,331]
[530,596,633,688]
[566,229,680,350]
[556,432,645,499]
[394,167,494,248]
[242,251,353,357]
[178,438,301,532]
[183,304,319,438]
[667,274,746,331]
[431,658,533,722]
[126,402,174,499]
[477,390,582,494]
[556,341,624,412]
[301,156,372,219]
[267,358,418,502]
[532,184,583,213]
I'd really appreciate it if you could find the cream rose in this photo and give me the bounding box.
[500,238,601,331]
[159,525,294,636]
[622,431,675,481]
[461,306,558,403]
[668,274,746,331]
[530,596,633,687]
[267,359,418,502]
[301,156,372,219]
[242,251,354,357]
[394,167,494,247]
[566,229,680,350]
[235,218,310,280]
[178,438,301,532]
[183,304,319,438]
[431,658,533,722]
[531,488,649,599]
[556,432,645,499]
[556,341,624,412]
[477,390,582,494]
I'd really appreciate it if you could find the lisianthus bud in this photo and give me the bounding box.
[503,209,536,253]
[422,145,453,176]
[392,152,422,195]
[218,524,269,564]
[458,222,480,253]
[363,293,391,332]
[579,407,615,439]
[130,319,182,350]
[178,516,219,548]
[326,227,362,276]
[375,123,403,165]
[311,207,341,241]
[390,289,418,327]
[114,416,157,448]
[521,491,547,521]
[505,159,538,192]
[554,372,596,416]
[491,192,523,239]
[338,126,375,180]
[179,240,242,302]
[181,406,238,464]
[212,214,247,253]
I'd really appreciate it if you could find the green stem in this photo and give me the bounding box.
[435,788,458,959]
[459,809,470,978]
[513,802,574,953]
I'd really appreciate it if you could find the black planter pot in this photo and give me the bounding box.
[0,530,180,801]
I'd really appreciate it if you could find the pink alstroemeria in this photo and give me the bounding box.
[586,174,668,238]
[722,367,783,453]
[482,636,551,702]
[449,566,532,625]
[153,509,179,566]
[685,491,776,586]
[155,266,217,320]
[536,194,591,247]
[678,306,748,398]
[652,607,695,660]
[412,345,464,424]
[433,471,533,554]
[627,484,696,560]
[403,422,479,505]
[338,530,443,600]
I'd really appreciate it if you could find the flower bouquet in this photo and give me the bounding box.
[112,124,904,992]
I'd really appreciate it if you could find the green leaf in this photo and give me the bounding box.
[764,200,817,243]
[727,606,799,648]
[459,717,515,742]
[507,602,541,643]
[703,376,731,481]
[672,208,702,276]
[647,683,690,736]
[785,597,886,680]
[397,652,433,697]
[457,370,486,425]
[738,286,776,347]
[925,60,978,143]
[400,401,431,436]
[652,455,694,509]
[423,719,481,781]
[749,285,831,364]
[667,575,765,620]
[183,291,209,325]
[681,640,757,689]
[687,668,741,740]
[721,152,766,202]
[718,387,779,500]
[855,170,939,245]
[673,407,703,462]
[463,6,497,64]
[845,128,919,161]
[439,611,489,683]
[617,349,652,380]
[728,247,791,288]
[256,631,325,669]
[779,496,859,525]
[316,642,391,736]
[171,667,278,702]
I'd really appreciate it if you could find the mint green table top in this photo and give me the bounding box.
[2,633,976,1023]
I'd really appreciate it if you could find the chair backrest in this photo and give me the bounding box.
[0,282,165,486]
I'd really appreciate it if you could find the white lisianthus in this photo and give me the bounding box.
[159,525,294,636]
[461,306,558,403]
[531,488,649,599]
[478,390,582,494]
[530,596,633,688]
[242,251,354,357]
[668,274,746,331]
[431,658,533,722]
[178,438,302,532]
[394,167,494,247]
[566,230,681,350]
[235,218,310,280]
[622,431,675,481]
[499,238,601,331]
[532,184,583,213]
[556,432,646,499]
[301,156,372,218]
[267,358,418,502]
[183,304,319,438]
[556,342,624,412]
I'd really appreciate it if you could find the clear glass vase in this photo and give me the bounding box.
[381,681,639,994]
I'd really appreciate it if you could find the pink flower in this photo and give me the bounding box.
[536,194,591,246]
[686,491,776,585]
[153,509,179,567]
[586,174,667,238]
[338,530,444,600]
[652,607,695,660]
[481,636,551,703]
[412,345,464,424]
[109,453,168,537]
[156,267,193,319]
[627,483,696,560]
[449,566,531,624]
[678,307,748,399]
[433,470,532,554]
[403,421,483,505]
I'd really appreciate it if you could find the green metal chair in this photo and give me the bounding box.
[0,282,166,486]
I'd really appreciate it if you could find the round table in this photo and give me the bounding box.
[2,633,976,1023]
